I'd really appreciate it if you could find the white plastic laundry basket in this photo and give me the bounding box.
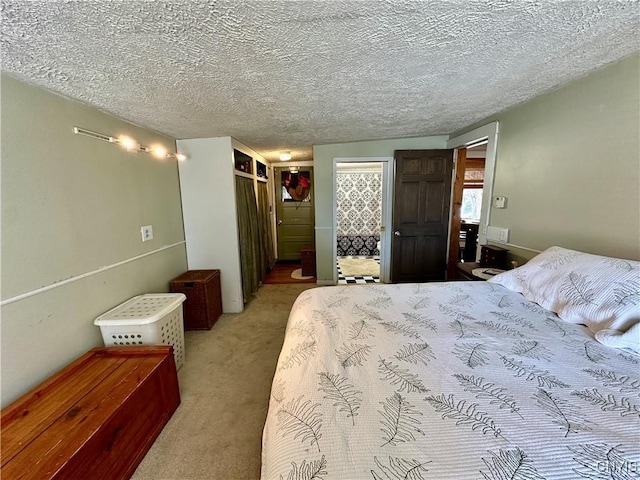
[94,293,186,369]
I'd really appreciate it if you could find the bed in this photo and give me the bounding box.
[261,247,640,479]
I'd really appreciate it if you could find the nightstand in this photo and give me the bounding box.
[456,262,483,281]
[456,262,506,281]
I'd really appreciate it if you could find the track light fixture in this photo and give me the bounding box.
[73,127,187,161]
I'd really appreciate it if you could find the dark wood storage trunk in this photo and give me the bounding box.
[1,346,180,480]
[170,269,223,330]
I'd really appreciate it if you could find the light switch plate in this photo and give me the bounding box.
[141,225,153,242]
[487,225,509,243]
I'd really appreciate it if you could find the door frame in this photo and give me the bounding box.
[332,157,394,284]
[446,122,500,264]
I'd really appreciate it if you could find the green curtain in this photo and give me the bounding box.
[235,176,260,303]
[258,182,276,273]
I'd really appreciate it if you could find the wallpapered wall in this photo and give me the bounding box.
[336,171,382,256]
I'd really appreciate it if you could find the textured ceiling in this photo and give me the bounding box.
[2,1,638,162]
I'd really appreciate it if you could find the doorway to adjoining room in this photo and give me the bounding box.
[458,144,486,262]
[263,165,316,284]
[335,162,385,284]
[445,121,499,279]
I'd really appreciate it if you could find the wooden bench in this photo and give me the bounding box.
[1,346,180,479]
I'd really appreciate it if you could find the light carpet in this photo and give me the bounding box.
[131,283,317,480]
[338,257,380,277]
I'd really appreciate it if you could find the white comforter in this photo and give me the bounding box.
[261,282,640,479]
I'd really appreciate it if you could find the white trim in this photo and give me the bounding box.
[0,241,186,306]
[234,170,254,180]
[231,137,266,163]
[380,160,394,284]
[276,160,315,168]
[332,157,393,284]
[489,241,543,254]
[447,122,500,261]
[335,162,385,174]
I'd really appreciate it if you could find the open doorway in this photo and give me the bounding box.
[274,166,315,261]
[333,158,393,284]
[458,144,486,262]
[446,122,499,277]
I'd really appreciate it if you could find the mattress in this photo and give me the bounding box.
[261,281,639,479]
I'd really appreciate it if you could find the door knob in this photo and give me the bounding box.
[277,220,283,226]
[394,231,402,237]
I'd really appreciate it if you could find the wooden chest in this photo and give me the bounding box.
[1,346,180,480]
[300,246,316,277]
[170,269,223,330]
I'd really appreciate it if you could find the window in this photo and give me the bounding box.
[461,158,485,223]
[461,189,483,223]
[281,170,311,202]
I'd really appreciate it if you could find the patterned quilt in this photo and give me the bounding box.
[261,282,639,479]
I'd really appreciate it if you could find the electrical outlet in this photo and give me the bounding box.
[141,225,153,242]
[499,228,509,242]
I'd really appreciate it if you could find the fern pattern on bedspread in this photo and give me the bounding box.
[261,283,640,479]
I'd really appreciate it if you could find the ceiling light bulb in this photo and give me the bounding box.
[175,153,187,162]
[118,136,139,152]
[280,152,292,161]
[151,145,168,159]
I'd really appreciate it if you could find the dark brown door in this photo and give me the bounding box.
[391,150,454,283]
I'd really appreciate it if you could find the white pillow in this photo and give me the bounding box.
[488,246,640,333]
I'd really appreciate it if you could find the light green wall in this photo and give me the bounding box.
[452,54,640,261]
[1,75,188,406]
[313,136,448,282]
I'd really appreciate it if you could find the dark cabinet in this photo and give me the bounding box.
[170,270,223,330]
[480,245,509,269]
[301,246,316,277]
